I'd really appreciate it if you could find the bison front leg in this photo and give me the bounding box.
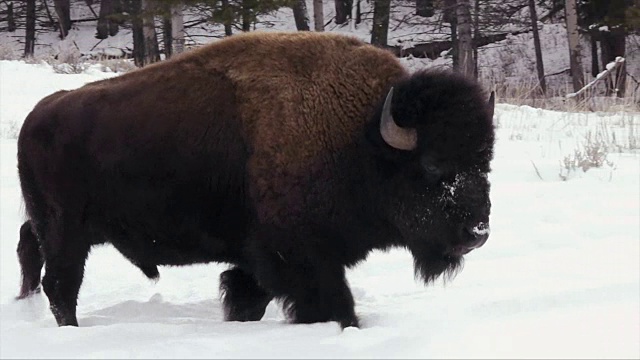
[251,239,359,329]
[220,267,273,322]
[283,266,359,329]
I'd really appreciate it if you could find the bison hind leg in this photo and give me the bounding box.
[39,217,90,327]
[219,267,273,322]
[16,221,44,300]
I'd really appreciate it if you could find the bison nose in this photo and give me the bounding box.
[464,223,490,249]
[449,224,489,256]
[450,223,490,256]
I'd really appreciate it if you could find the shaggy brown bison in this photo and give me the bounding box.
[16,31,495,329]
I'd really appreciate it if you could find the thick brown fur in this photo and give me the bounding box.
[16,32,495,329]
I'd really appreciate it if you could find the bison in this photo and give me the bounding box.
[16,31,495,329]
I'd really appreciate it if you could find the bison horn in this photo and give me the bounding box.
[379,87,418,151]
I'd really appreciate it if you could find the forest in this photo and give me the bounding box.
[1,0,639,108]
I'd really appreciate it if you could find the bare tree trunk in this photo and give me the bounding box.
[100,0,121,38]
[589,31,599,77]
[335,0,352,25]
[349,0,356,30]
[456,0,474,77]
[292,0,311,30]
[97,0,111,39]
[450,19,458,69]
[444,0,458,69]
[171,3,185,55]
[125,0,145,66]
[416,0,434,17]
[221,0,233,36]
[473,0,479,78]
[241,17,250,31]
[600,30,626,97]
[241,0,253,31]
[53,0,72,39]
[96,0,118,39]
[141,0,160,66]
[25,0,36,57]
[528,0,546,94]
[371,0,391,46]
[313,0,324,31]
[43,0,57,31]
[565,0,584,92]
[111,0,122,34]
[162,9,172,59]
[7,2,17,32]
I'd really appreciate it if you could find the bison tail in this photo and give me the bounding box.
[16,220,44,299]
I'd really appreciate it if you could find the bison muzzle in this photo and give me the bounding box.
[15,31,495,329]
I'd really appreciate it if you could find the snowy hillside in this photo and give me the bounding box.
[1,60,639,358]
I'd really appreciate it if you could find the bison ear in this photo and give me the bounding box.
[380,87,418,151]
[487,91,495,121]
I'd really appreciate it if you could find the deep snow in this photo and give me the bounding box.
[0,61,638,359]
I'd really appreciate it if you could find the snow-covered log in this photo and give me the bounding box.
[566,57,625,99]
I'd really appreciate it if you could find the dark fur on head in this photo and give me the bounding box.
[364,70,494,285]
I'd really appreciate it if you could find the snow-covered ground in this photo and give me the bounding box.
[0,61,639,359]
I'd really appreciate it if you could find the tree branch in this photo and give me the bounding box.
[383,29,529,59]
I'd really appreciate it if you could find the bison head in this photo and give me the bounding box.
[368,70,495,284]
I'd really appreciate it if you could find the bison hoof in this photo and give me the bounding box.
[55,318,79,327]
[225,307,268,322]
[339,316,360,329]
[50,306,79,327]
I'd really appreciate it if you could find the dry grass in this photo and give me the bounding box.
[559,128,616,181]
[94,58,138,73]
[493,84,639,181]
[482,74,640,113]
[0,45,20,61]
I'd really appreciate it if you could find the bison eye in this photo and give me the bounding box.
[420,157,440,174]
[424,164,439,174]
[420,159,442,184]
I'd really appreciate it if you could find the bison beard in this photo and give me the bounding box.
[15,32,495,329]
[416,255,463,285]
